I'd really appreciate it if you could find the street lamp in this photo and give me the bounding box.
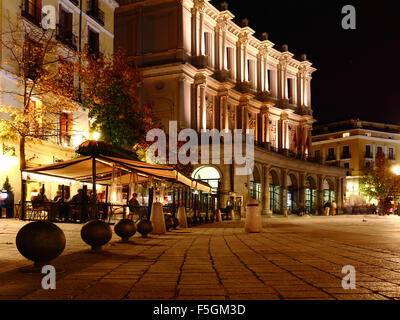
[393,165,400,176]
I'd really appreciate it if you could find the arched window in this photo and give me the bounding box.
[192,166,221,193]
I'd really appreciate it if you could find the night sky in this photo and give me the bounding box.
[210,0,400,125]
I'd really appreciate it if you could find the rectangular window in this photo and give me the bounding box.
[247,60,256,88]
[389,147,394,160]
[267,69,271,92]
[87,0,104,26]
[204,32,212,67]
[377,146,383,154]
[22,0,42,26]
[226,47,235,79]
[342,145,350,158]
[88,28,100,56]
[327,148,335,160]
[24,37,43,80]
[314,150,320,160]
[365,145,371,158]
[57,6,75,49]
[60,112,73,146]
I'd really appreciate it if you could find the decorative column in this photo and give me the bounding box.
[262,165,271,215]
[178,75,186,129]
[280,168,288,216]
[299,172,306,208]
[199,83,206,131]
[316,174,323,215]
[198,5,204,56]
[307,127,312,156]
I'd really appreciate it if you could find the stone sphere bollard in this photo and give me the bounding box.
[177,206,188,228]
[16,221,66,269]
[244,199,262,233]
[136,219,153,237]
[81,220,112,251]
[114,219,136,242]
[150,202,167,235]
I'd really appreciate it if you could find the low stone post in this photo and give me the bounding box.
[177,206,188,228]
[245,199,262,233]
[150,202,166,235]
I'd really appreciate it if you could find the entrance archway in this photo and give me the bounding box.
[250,166,261,202]
[192,166,221,193]
[323,178,335,203]
[305,176,317,214]
[269,169,280,214]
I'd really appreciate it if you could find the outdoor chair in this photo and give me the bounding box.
[30,200,49,220]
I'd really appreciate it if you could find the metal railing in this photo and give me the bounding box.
[21,0,42,26]
[56,24,77,50]
[87,0,104,25]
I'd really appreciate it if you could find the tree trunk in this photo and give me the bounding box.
[19,136,26,220]
[19,136,26,171]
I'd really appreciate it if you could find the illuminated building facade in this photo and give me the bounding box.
[312,119,400,205]
[115,0,346,215]
[0,0,118,201]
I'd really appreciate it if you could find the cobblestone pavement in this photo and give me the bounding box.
[1,215,400,300]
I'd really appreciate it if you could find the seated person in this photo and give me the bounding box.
[128,193,140,216]
[52,190,63,203]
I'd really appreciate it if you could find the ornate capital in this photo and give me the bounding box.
[237,32,249,46]
[193,0,205,13]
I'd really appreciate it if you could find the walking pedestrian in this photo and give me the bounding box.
[324,200,331,216]
[331,200,337,215]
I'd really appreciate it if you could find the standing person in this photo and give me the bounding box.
[298,202,305,216]
[371,203,377,215]
[331,200,337,216]
[324,200,331,216]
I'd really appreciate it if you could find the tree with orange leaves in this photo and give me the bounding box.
[0,14,78,170]
[360,152,400,214]
[77,48,160,149]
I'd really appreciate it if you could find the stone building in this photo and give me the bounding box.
[0,0,118,202]
[312,119,400,206]
[115,0,346,215]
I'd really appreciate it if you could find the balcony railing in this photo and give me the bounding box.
[87,1,104,25]
[21,0,42,27]
[56,24,77,50]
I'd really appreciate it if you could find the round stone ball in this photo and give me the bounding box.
[136,219,153,237]
[16,221,66,266]
[81,220,112,250]
[114,219,136,241]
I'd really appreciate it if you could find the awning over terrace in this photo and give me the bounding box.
[23,154,212,193]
